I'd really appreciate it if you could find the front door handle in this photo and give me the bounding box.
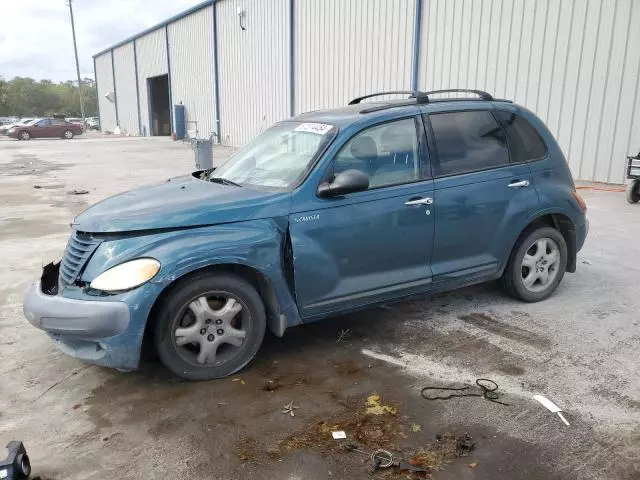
[405,197,433,206]
[508,180,530,188]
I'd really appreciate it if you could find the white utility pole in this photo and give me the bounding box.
[66,0,85,126]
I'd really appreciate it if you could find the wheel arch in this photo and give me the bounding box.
[142,263,285,359]
[506,212,577,274]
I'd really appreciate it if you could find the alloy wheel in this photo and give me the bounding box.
[521,237,561,293]
[173,293,248,366]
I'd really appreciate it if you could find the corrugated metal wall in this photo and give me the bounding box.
[217,0,290,146]
[113,43,138,135]
[417,0,640,183]
[94,52,117,132]
[135,29,168,136]
[95,0,640,182]
[168,5,216,138]
[295,0,415,114]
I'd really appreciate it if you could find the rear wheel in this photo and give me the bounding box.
[502,227,567,302]
[63,129,74,139]
[154,273,266,380]
[626,179,640,204]
[19,130,30,140]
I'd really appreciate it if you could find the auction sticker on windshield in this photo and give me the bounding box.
[294,123,333,135]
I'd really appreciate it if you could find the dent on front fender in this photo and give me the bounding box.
[81,219,301,333]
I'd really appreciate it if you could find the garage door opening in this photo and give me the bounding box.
[147,74,170,136]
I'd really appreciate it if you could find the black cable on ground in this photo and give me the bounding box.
[421,378,510,406]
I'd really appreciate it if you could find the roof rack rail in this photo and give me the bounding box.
[349,88,493,113]
[348,90,429,105]
[424,89,493,100]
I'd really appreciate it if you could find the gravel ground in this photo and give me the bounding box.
[0,135,638,479]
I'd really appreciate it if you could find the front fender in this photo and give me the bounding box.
[82,218,301,330]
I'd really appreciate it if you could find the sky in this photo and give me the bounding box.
[0,0,203,82]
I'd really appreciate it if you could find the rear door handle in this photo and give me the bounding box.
[508,180,530,188]
[405,197,433,206]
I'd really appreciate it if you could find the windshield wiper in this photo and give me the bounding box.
[209,177,242,187]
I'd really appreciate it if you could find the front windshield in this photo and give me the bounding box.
[211,121,335,188]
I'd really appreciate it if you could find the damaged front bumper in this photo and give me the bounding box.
[22,264,158,371]
[24,281,130,338]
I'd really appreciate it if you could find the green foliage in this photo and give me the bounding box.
[0,76,98,118]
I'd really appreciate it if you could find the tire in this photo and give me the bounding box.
[154,273,266,381]
[625,179,640,204]
[501,226,568,302]
[18,130,30,140]
[63,129,74,139]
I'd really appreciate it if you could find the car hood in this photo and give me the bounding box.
[73,174,291,233]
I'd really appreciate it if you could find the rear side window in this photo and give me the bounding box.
[429,111,509,177]
[494,110,547,162]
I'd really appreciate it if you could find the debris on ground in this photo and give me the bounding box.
[67,189,89,195]
[281,398,404,454]
[365,393,397,415]
[532,394,571,426]
[279,395,472,478]
[468,461,479,469]
[234,436,261,462]
[262,374,308,392]
[411,423,422,432]
[455,433,475,455]
[336,328,352,343]
[421,378,509,406]
[232,377,245,385]
[281,400,300,417]
[341,442,429,474]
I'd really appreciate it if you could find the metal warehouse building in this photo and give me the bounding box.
[94,0,640,184]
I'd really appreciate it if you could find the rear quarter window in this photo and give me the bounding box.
[494,110,547,163]
[428,110,509,177]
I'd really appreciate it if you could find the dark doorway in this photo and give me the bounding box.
[147,75,170,136]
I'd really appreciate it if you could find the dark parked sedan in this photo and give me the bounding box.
[8,118,84,140]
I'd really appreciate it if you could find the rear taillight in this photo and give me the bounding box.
[572,190,587,213]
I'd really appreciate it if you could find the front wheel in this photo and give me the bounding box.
[626,179,640,204]
[502,227,567,302]
[154,273,266,380]
[63,129,74,139]
[19,130,30,140]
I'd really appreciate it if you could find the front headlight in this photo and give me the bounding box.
[90,258,160,292]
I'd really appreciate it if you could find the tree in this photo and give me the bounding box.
[0,76,98,117]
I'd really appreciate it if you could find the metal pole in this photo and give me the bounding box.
[66,0,86,125]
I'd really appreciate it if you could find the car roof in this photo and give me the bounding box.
[292,102,420,128]
[290,90,513,129]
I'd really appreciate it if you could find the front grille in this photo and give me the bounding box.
[59,232,101,287]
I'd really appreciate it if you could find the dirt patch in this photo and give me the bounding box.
[234,436,262,462]
[592,387,640,411]
[1,154,74,176]
[261,373,311,392]
[457,313,551,349]
[279,395,468,478]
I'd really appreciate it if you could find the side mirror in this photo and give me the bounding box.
[318,169,369,197]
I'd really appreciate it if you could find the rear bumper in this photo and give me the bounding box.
[24,281,130,338]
